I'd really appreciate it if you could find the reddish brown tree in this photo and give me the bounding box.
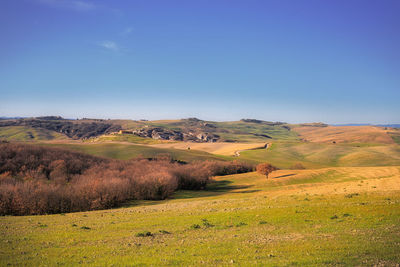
[256,163,278,179]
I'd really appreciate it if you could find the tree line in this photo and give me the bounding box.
[0,142,253,215]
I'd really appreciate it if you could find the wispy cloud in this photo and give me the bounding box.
[36,0,97,12]
[121,27,134,36]
[98,41,119,52]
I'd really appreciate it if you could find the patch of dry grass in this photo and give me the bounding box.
[148,142,267,156]
[293,125,394,144]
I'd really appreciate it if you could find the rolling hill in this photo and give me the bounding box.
[2,117,400,265]
[292,125,395,144]
[0,126,67,141]
[41,143,234,163]
[1,116,399,170]
[2,116,398,145]
[239,141,400,168]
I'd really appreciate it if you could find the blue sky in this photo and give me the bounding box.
[0,0,399,123]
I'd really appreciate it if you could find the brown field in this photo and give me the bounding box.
[147,142,267,156]
[266,166,400,197]
[292,125,395,144]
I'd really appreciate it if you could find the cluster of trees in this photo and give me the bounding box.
[0,142,253,215]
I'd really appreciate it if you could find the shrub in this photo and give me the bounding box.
[201,219,214,228]
[0,142,254,215]
[290,163,306,170]
[190,224,201,229]
[172,160,253,190]
[236,222,247,227]
[345,193,359,198]
[135,231,153,237]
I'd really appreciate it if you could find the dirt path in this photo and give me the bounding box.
[234,143,269,157]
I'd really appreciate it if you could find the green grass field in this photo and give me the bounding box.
[389,131,400,145]
[0,126,67,141]
[41,143,233,162]
[212,121,300,142]
[41,139,400,169]
[239,141,400,168]
[2,123,400,266]
[1,166,399,266]
[92,133,166,144]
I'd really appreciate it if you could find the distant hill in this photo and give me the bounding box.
[0,116,27,120]
[376,124,400,128]
[332,123,400,128]
[0,126,67,141]
[292,125,395,144]
[331,123,372,126]
[0,117,121,140]
[1,116,399,144]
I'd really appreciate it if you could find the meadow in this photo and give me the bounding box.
[41,142,233,162]
[41,140,400,170]
[1,166,399,265]
[239,141,400,169]
[0,126,66,141]
[1,120,400,266]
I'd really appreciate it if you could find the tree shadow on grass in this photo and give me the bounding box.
[172,180,259,200]
[273,173,296,179]
[122,180,259,207]
[206,180,252,192]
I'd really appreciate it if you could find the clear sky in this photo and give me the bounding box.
[1,0,399,123]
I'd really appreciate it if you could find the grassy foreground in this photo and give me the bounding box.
[1,166,399,266]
